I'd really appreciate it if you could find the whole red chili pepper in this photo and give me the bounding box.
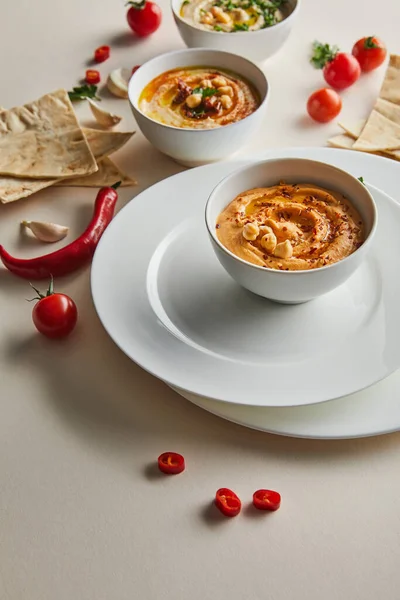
[0,182,121,280]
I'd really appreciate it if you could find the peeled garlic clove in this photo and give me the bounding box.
[21,220,69,243]
[87,98,122,128]
[107,68,129,99]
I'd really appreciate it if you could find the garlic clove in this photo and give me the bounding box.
[107,68,129,99]
[22,220,69,243]
[87,98,122,128]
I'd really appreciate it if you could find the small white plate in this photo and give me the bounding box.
[91,150,400,408]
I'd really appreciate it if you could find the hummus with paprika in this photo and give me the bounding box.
[139,67,259,129]
[216,183,364,270]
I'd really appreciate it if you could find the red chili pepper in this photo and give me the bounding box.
[86,69,101,84]
[158,452,185,475]
[0,183,121,280]
[252,489,281,511]
[131,65,140,75]
[215,488,241,517]
[94,45,110,63]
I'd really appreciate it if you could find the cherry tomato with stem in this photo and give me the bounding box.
[126,1,162,37]
[253,489,281,511]
[29,277,78,339]
[307,88,342,123]
[215,488,241,517]
[352,36,387,72]
[158,452,185,474]
[311,41,360,90]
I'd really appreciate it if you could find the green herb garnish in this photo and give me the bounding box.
[182,0,190,5]
[192,86,218,98]
[358,176,365,185]
[214,25,223,31]
[310,41,339,69]
[68,85,100,102]
[233,22,249,31]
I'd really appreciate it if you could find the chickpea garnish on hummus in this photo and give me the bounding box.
[139,67,259,129]
[216,183,365,271]
[180,0,289,33]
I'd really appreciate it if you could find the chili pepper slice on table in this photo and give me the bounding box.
[215,488,241,517]
[158,452,185,475]
[0,183,121,280]
[94,45,110,63]
[252,489,281,511]
[86,69,101,84]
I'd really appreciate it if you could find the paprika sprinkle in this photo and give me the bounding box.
[0,183,121,280]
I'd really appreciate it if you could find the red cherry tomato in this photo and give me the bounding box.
[127,1,162,37]
[253,489,281,511]
[86,69,101,84]
[215,488,241,517]
[307,88,342,123]
[323,53,361,90]
[158,452,185,475]
[30,279,78,339]
[352,36,387,72]
[94,45,110,63]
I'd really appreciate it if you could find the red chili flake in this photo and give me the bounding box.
[216,224,221,229]
[282,227,288,232]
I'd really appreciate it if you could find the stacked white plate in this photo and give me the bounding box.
[91,147,400,439]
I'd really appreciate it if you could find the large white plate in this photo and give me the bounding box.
[91,147,400,408]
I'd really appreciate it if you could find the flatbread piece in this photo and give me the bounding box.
[0,89,97,178]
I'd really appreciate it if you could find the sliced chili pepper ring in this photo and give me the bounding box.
[252,489,281,511]
[86,69,101,85]
[94,45,110,63]
[215,488,241,517]
[158,452,185,475]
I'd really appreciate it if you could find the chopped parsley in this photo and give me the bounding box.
[233,22,249,31]
[192,86,218,98]
[358,176,365,185]
[214,25,223,31]
[68,85,100,102]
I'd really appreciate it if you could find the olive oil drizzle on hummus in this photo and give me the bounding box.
[216,183,365,271]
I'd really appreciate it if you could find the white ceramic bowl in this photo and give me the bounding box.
[128,49,268,167]
[206,158,377,304]
[171,0,300,63]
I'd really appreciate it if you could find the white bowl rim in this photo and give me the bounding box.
[171,0,301,36]
[205,157,378,275]
[128,48,268,133]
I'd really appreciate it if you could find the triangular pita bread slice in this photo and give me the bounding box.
[0,129,135,203]
[328,134,355,149]
[0,89,97,178]
[338,119,366,139]
[352,110,400,151]
[56,157,136,187]
[379,55,400,105]
[374,97,400,123]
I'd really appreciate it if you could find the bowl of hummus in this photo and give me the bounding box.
[206,158,377,303]
[171,0,300,63]
[129,49,268,166]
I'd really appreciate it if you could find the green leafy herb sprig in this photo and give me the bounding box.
[68,85,100,102]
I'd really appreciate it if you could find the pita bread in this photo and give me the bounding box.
[352,110,400,151]
[0,89,97,178]
[379,55,400,105]
[56,157,136,187]
[328,134,355,149]
[0,129,135,203]
[338,119,366,139]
